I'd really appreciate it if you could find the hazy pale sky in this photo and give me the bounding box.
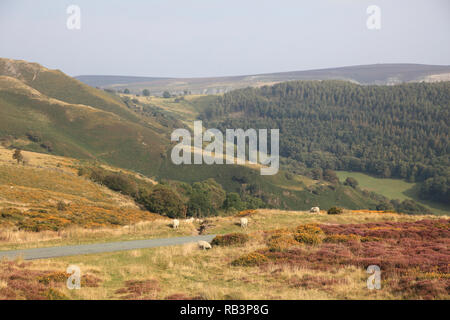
[1,0,449,77]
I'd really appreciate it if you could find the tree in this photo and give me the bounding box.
[344,177,359,189]
[323,169,339,184]
[142,89,150,97]
[187,179,226,217]
[223,192,244,212]
[140,185,185,218]
[103,174,138,196]
[40,141,53,152]
[124,88,130,94]
[12,149,23,164]
[26,131,42,143]
[311,168,323,180]
[163,91,171,99]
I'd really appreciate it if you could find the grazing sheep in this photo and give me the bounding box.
[172,219,179,229]
[198,240,212,250]
[185,217,194,224]
[240,217,248,228]
[310,207,320,214]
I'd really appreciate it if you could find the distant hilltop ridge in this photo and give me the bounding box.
[75,63,450,95]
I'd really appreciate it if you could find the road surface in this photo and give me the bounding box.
[0,234,216,260]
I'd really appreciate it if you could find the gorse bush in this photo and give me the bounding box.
[231,252,269,267]
[294,232,323,245]
[294,224,324,245]
[267,233,298,252]
[211,233,249,247]
[296,224,324,236]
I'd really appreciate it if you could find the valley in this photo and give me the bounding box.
[0,58,448,301]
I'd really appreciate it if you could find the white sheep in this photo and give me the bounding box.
[310,207,320,214]
[198,240,212,250]
[172,219,179,229]
[240,217,248,228]
[185,217,194,224]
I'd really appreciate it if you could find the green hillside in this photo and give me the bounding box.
[336,171,449,215]
[200,80,450,208]
[157,161,383,211]
[0,58,427,214]
[0,74,167,176]
[0,58,140,122]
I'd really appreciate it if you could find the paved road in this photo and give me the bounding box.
[0,234,216,260]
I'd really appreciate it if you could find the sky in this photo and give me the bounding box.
[0,0,449,77]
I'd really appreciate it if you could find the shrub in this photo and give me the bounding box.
[294,224,324,245]
[327,207,343,215]
[267,234,298,252]
[211,233,249,247]
[296,224,324,236]
[56,201,67,211]
[231,252,268,267]
[12,149,23,164]
[38,272,69,285]
[294,232,323,245]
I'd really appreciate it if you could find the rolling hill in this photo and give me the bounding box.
[0,58,170,176]
[199,80,450,213]
[0,58,440,214]
[76,63,450,96]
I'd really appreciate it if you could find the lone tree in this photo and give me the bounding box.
[344,177,359,189]
[12,149,23,164]
[142,89,150,96]
[124,88,130,94]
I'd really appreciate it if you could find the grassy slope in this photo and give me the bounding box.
[125,92,396,212]
[0,146,162,238]
[336,171,450,215]
[0,75,166,176]
[0,58,138,122]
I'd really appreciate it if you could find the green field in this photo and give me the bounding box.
[336,171,450,215]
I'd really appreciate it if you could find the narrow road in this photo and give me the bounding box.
[0,234,216,260]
